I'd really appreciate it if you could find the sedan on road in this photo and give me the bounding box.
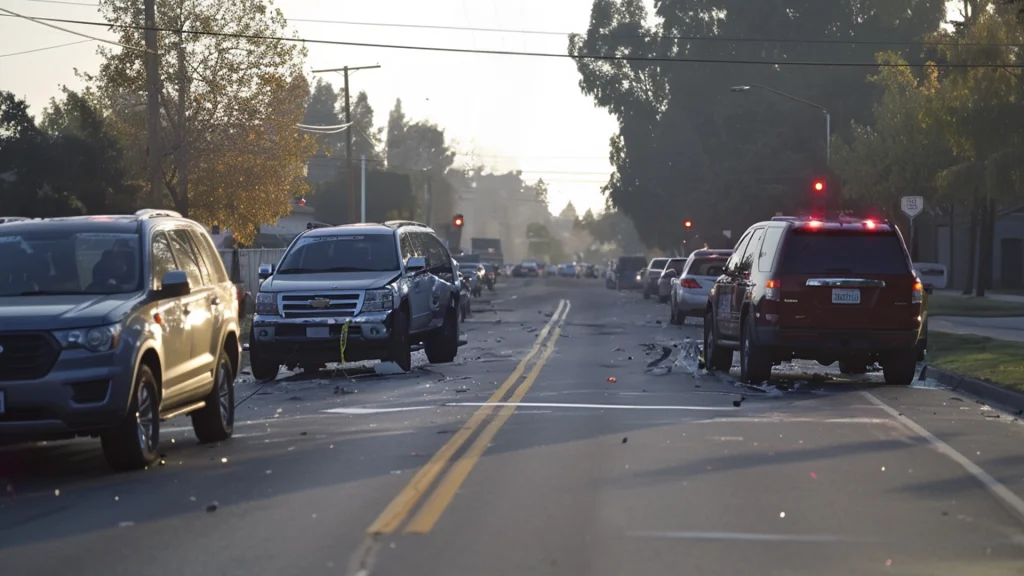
[641,257,669,299]
[656,257,686,302]
[669,249,732,324]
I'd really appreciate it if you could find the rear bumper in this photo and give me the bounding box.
[754,326,920,358]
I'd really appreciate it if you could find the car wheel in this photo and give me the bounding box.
[838,361,868,375]
[882,350,917,386]
[740,317,772,385]
[101,364,160,471]
[425,307,459,364]
[249,333,280,383]
[669,297,682,325]
[659,295,670,304]
[643,288,651,300]
[389,306,413,372]
[703,309,734,373]
[191,352,235,444]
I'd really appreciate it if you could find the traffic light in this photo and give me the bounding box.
[453,214,464,227]
[812,180,826,194]
[811,178,828,217]
[684,220,693,229]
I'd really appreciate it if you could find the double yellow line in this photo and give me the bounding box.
[366,298,571,536]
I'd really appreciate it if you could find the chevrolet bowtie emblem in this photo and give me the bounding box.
[310,298,331,309]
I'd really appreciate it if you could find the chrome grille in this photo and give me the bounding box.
[279,292,362,318]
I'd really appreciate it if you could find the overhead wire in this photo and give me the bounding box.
[0,14,1019,68]
[0,38,93,58]
[0,7,152,54]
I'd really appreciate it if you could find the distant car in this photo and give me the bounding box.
[656,258,687,302]
[641,258,669,299]
[703,216,925,386]
[614,255,647,290]
[669,250,732,324]
[520,262,539,277]
[558,263,577,278]
[544,264,559,277]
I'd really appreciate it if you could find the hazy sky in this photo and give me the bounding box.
[0,0,619,216]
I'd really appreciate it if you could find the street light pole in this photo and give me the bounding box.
[730,84,830,167]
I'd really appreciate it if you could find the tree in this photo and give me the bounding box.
[559,201,579,222]
[304,78,343,156]
[350,91,383,165]
[90,0,317,243]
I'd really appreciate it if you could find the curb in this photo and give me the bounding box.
[921,365,1024,413]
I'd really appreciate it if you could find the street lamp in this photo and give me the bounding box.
[730,84,831,167]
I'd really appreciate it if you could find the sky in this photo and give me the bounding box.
[0,0,619,217]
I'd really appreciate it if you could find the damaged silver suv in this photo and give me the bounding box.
[250,221,462,379]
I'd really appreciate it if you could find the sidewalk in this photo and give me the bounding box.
[935,289,1024,304]
[930,316,1024,343]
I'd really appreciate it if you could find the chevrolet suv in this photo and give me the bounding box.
[703,216,925,386]
[0,210,242,470]
[249,221,462,379]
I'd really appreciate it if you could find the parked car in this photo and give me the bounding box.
[0,210,241,470]
[656,258,687,302]
[480,263,496,291]
[614,255,648,290]
[641,258,669,299]
[703,216,925,386]
[669,250,732,324]
[250,221,462,377]
[558,263,578,278]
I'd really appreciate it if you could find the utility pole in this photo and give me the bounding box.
[424,175,433,227]
[144,0,163,208]
[175,29,189,215]
[311,64,380,223]
[360,154,367,223]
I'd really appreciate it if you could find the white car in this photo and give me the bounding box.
[669,249,733,324]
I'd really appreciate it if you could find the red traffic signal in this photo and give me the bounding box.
[684,220,693,228]
[812,180,826,193]
[453,214,464,227]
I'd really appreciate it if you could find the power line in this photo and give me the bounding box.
[13,0,98,5]
[0,38,93,58]
[0,8,150,54]
[1,14,1020,68]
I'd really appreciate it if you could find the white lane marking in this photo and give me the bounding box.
[687,416,893,425]
[628,531,852,543]
[445,402,736,412]
[862,391,1024,524]
[322,406,432,415]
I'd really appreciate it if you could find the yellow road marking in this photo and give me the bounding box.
[404,303,570,533]
[365,299,568,535]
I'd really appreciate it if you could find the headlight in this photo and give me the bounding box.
[67,324,121,352]
[363,288,395,312]
[636,273,642,281]
[255,292,279,315]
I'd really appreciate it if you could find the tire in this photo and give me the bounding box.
[425,307,459,364]
[669,301,682,325]
[389,306,412,372]
[191,352,235,444]
[249,333,279,383]
[703,309,734,373]
[101,364,160,471]
[659,295,670,304]
[838,361,868,375]
[740,317,772,385]
[643,288,651,300]
[883,350,917,386]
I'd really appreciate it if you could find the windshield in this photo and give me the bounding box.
[664,259,685,274]
[780,231,911,275]
[0,231,141,296]
[686,257,729,277]
[648,258,668,270]
[277,234,399,274]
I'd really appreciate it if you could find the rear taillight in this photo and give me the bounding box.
[912,280,923,304]
[681,278,701,289]
[764,279,781,301]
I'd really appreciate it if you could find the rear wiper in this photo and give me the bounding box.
[823,268,854,273]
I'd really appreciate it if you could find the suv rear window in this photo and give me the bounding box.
[779,230,910,275]
[687,257,729,277]
[617,257,647,271]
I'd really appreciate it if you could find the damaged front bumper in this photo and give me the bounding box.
[251,311,395,364]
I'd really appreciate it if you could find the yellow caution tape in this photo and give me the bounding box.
[339,320,350,364]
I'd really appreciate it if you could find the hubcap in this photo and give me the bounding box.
[217,359,232,426]
[136,383,155,453]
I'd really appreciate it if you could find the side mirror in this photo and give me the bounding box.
[258,263,273,280]
[158,270,191,299]
[406,256,427,273]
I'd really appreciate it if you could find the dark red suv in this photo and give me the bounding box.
[703,216,925,386]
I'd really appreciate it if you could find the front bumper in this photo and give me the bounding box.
[0,339,135,440]
[251,310,395,364]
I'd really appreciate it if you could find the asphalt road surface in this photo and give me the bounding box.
[3,277,1024,576]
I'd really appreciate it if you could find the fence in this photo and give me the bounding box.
[218,248,287,295]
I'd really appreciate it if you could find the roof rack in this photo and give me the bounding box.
[135,209,183,220]
[384,220,430,230]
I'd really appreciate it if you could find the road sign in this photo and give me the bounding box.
[901,196,924,219]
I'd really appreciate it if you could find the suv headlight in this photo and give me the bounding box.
[255,292,280,315]
[63,324,121,352]
[363,288,395,312]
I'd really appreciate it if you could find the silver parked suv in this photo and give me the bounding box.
[250,221,462,379]
[0,210,242,470]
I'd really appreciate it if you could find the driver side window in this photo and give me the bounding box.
[726,232,752,274]
[150,232,177,290]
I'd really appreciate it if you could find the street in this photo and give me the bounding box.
[3,277,1024,576]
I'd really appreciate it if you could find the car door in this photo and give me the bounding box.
[423,235,454,329]
[716,231,753,339]
[730,227,764,337]
[187,226,233,362]
[406,232,432,331]
[149,230,191,395]
[166,228,216,399]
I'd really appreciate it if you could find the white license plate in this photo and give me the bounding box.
[0,390,5,415]
[306,326,331,338]
[831,288,861,304]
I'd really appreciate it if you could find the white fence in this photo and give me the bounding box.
[218,248,287,295]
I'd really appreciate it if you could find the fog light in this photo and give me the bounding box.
[370,327,381,336]
[259,330,269,337]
